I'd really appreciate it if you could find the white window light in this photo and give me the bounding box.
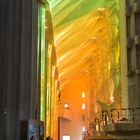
[82,103,86,110]
[64,103,69,109]
[82,92,85,98]
[82,126,86,132]
[63,135,70,140]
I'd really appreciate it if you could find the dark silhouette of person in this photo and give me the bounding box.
[30,133,37,140]
[46,136,52,140]
[30,136,35,140]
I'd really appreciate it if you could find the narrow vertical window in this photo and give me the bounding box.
[127,48,133,73]
[82,92,85,98]
[136,46,140,70]
[82,103,86,110]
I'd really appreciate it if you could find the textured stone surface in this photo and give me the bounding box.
[0,0,39,140]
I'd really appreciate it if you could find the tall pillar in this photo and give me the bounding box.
[0,0,39,140]
[120,0,140,109]
[0,1,9,139]
[120,0,130,108]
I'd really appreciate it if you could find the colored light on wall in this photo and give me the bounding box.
[38,6,46,122]
[38,0,121,139]
[52,0,121,113]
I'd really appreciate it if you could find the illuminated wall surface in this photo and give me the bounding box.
[38,3,58,139]
[39,6,46,123]
[51,0,121,116]
[39,0,121,139]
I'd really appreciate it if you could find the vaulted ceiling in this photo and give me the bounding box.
[51,0,121,106]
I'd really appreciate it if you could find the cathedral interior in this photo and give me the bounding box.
[0,0,140,140]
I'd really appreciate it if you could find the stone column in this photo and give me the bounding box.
[0,0,39,139]
[120,0,140,121]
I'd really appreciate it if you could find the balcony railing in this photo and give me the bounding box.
[82,108,140,138]
[101,107,140,125]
